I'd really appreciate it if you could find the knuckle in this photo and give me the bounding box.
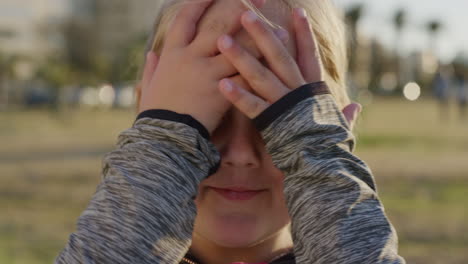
[248,65,269,85]
[273,49,292,65]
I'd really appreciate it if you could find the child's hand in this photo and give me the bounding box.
[139,0,266,135]
[216,8,324,119]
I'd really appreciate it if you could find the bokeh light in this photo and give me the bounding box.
[98,84,115,107]
[380,72,398,92]
[117,85,135,108]
[80,86,99,106]
[403,82,422,101]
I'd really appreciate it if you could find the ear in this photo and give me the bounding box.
[341,103,362,130]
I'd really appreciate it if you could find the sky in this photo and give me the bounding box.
[1,0,466,63]
[334,0,468,63]
[41,0,468,63]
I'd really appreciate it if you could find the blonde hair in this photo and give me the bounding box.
[135,0,350,113]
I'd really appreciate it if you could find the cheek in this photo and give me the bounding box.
[272,168,286,184]
[270,170,289,212]
[264,166,289,220]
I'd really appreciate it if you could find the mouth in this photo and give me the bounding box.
[209,187,266,201]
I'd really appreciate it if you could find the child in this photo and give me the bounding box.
[56,0,405,263]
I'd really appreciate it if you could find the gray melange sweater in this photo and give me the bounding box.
[55,82,406,264]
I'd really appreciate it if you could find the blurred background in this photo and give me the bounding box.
[1,0,467,263]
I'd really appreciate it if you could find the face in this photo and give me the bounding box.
[193,107,291,247]
[193,0,295,248]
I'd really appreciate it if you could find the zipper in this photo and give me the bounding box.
[181,248,292,264]
[181,257,199,264]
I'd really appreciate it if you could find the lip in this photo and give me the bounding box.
[209,187,265,201]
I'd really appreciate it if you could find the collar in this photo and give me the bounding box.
[180,249,296,264]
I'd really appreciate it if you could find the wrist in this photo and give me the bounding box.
[135,109,211,140]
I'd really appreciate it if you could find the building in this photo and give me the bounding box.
[0,0,162,62]
[0,0,164,109]
[70,0,161,60]
[0,0,67,59]
[0,0,69,109]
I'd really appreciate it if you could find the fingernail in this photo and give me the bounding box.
[296,8,307,18]
[221,79,233,92]
[274,28,289,42]
[244,10,258,23]
[221,35,233,49]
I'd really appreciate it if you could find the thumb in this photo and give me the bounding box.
[342,103,362,129]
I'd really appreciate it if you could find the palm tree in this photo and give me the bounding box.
[0,53,17,110]
[393,9,406,55]
[426,20,443,53]
[345,4,364,75]
[392,8,406,88]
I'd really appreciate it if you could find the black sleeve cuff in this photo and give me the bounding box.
[135,109,210,140]
[253,81,330,131]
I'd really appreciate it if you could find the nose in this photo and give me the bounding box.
[213,108,263,169]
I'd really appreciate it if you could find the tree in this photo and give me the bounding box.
[393,9,406,55]
[60,19,107,85]
[392,8,407,89]
[345,4,364,75]
[426,20,443,53]
[0,52,18,110]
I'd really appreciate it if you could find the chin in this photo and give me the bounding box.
[195,210,267,248]
[193,186,290,249]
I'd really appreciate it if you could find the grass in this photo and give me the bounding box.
[1,97,467,263]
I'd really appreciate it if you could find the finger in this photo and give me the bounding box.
[273,28,290,45]
[209,40,263,78]
[342,103,362,130]
[209,54,237,78]
[241,10,305,89]
[192,0,266,56]
[142,52,158,89]
[219,78,270,119]
[217,34,289,103]
[165,0,214,48]
[209,29,289,78]
[293,7,323,83]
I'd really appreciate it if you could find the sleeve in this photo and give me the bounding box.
[252,82,406,264]
[54,110,220,264]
